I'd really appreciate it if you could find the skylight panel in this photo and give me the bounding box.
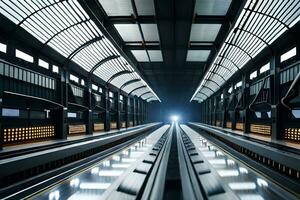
[186,50,211,62]
[131,50,149,62]
[190,24,222,42]
[135,0,155,15]
[140,92,152,100]
[260,62,270,74]
[114,24,142,42]
[111,74,135,88]
[15,49,34,63]
[0,43,7,53]
[148,50,163,62]
[38,59,49,69]
[122,81,143,93]
[98,0,133,16]
[141,24,159,41]
[194,0,232,16]
[280,47,297,63]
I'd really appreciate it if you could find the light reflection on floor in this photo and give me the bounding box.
[32,125,170,200]
[181,125,294,200]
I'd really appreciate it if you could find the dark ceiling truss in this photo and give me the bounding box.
[43,19,91,45]
[129,85,147,95]
[139,91,152,98]
[191,0,300,102]
[107,16,156,24]
[202,85,214,93]
[204,79,221,87]
[145,96,155,101]
[66,36,104,62]
[15,1,65,26]
[224,42,253,60]
[193,15,228,25]
[0,0,161,101]
[120,79,142,90]
[89,55,120,75]
[207,71,226,82]
[198,91,209,98]
[106,70,133,85]
[218,55,243,75]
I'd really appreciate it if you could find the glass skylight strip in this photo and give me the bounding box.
[122,81,143,92]
[0,0,161,102]
[131,87,149,96]
[191,0,299,102]
[141,92,153,100]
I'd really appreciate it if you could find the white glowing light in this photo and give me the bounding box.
[79,182,110,190]
[112,164,130,168]
[70,178,80,187]
[239,167,248,174]
[91,167,99,174]
[49,190,60,200]
[99,170,123,176]
[257,178,268,187]
[217,169,239,177]
[228,182,256,190]
[171,115,179,122]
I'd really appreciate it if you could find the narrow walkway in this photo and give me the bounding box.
[163,126,183,200]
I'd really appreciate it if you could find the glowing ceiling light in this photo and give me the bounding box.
[171,115,179,122]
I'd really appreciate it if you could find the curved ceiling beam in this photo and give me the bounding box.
[128,86,147,95]
[89,55,120,76]
[17,1,65,26]
[202,85,215,93]
[208,71,226,82]
[235,28,273,54]
[120,79,141,90]
[197,91,209,98]
[224,42,253,60]
[106,70,133,85]
[204,79,221,87]
[139,91,152,98]
[243,8,290,30]
[44,19,90,45]
[218,55,241,73]
[66,36,104,62]
[145,96,155,101]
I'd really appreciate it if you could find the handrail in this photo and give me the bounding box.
[249,75,271,111]
[281,72,300,109]
[3,91,63,108]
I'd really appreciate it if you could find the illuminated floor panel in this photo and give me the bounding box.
[30,125,170,200]
[181,125,295,200]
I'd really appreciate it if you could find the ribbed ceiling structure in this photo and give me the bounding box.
[0,0,160,102]
[191,0,300,102]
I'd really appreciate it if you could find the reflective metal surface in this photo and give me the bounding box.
[181,125,296,200]
[30,125,170,200]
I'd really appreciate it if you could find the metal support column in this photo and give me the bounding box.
[104,87,110,132]
[85,79,93,135]
[243,74,251,133]
[116,92,121,130]
[56,68,68,139]
[125,96,129,128]
[133,97,137,126]
[270,55,282,140]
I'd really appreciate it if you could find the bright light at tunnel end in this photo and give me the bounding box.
[171,115,179,122]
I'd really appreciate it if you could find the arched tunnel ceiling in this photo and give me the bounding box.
[95,0,244,104]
